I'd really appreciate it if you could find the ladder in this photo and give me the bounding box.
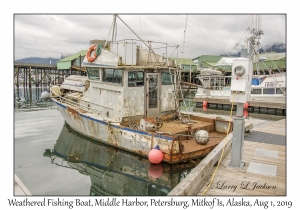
[168,66,191,123]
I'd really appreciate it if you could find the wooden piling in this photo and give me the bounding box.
[16,68,19,88]
[23,69,26,88]
[28,66,32,88]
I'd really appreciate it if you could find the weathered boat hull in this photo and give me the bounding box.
[53,100,226,164]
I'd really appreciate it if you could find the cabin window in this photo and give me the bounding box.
[148,75,158,108]
[251,88,262,94]
[161,71,172,85]
[276,88,285,94]
[87,68,100,80]
[128,71,144,87]
[263,88,275,94]
[103,69,122,84]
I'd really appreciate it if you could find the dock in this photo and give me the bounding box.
[194,96,286,114]
[168,116,286,196]
[14,62,86,88]
[14,174,31,196]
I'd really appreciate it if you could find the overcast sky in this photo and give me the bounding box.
[14,14,286,61]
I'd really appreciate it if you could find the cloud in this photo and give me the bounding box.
[14,14,286,60]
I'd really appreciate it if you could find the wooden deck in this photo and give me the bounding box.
[14,174,31,196]
[168,119,286,196]
[251,119,286,136]
[197,141,286,196]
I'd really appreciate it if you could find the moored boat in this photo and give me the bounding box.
[194,69,286,102]
[50,15,231,164]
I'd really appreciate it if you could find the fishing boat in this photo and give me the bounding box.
[49,15,231,164]
[44,124,199,195]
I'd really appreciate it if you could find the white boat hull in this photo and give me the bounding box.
[54,100,174,157]
[195,87,286,103]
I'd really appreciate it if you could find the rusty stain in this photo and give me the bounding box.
[67,106,78,115]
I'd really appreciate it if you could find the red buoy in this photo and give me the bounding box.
[244,102,249,109]
[203,101,208,106]
[203,106,207,111]
[148,146,163,164]
[148,164,163,178]
[243,110,249,117]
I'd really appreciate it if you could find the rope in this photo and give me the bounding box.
[96,44,102,56]
[201,92,236,196]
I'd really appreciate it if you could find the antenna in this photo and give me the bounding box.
[181,15,188,59]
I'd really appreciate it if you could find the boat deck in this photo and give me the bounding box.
[180,132,226,154]
[158,118,214,135]
[157,117,227,156]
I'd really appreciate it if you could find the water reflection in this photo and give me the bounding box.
[14,86,55,111]
[44,124,199,196]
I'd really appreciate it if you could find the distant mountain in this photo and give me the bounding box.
[15,57,60,65]
[220,43,286,57]
[260,43,286,54]
[15,54,71,65]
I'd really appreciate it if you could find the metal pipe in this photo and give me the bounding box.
[104,15,116,48]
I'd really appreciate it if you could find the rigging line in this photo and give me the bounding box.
[225,32,249,58]
[15,32,88,44]
[168,45,179,59]
[237,15,251,44]
[257,43,285,76]
[265,15,275,52]
[220,15,240,55]
[139,15,141,35]
[272,15,284,44]
[115,21,118,41]
[116,14,160,65]
[223,16,257,63]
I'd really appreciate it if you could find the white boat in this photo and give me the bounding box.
[195,69,286,103]
[49,15,231,164]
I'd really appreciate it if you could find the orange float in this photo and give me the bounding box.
[148,164,163,178]
[86,45,98,62]
[148,146,163,164]
[243,110,249,117]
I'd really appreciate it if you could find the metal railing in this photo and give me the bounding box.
[51,90,115,123]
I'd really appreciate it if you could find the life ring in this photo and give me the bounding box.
[86,45,98,62]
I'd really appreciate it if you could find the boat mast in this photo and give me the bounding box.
[104,15,117,48]
[247,15,263,61]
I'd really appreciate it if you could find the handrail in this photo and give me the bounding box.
[51,90,120,123]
